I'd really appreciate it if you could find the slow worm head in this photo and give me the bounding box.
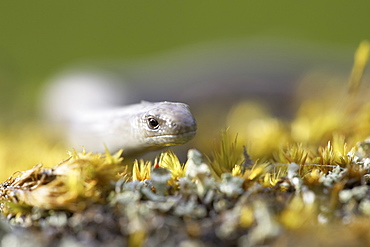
[68,101,197,156]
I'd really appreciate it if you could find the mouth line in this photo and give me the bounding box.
[146,130,197,143]
[155,130,197,138]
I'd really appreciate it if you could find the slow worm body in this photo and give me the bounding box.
[42,72,197,156]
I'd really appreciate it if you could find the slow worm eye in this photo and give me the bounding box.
[147,117,160,130]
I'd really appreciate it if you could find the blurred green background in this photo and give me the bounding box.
[0,0,369,180]
[0,0,370,121]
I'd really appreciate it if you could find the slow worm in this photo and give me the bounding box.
[42,72,197,156]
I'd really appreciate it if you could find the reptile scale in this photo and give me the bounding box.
[42,72,197,156]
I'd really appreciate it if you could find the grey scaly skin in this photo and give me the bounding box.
[41,72,197,156]
[68,101,197,155]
